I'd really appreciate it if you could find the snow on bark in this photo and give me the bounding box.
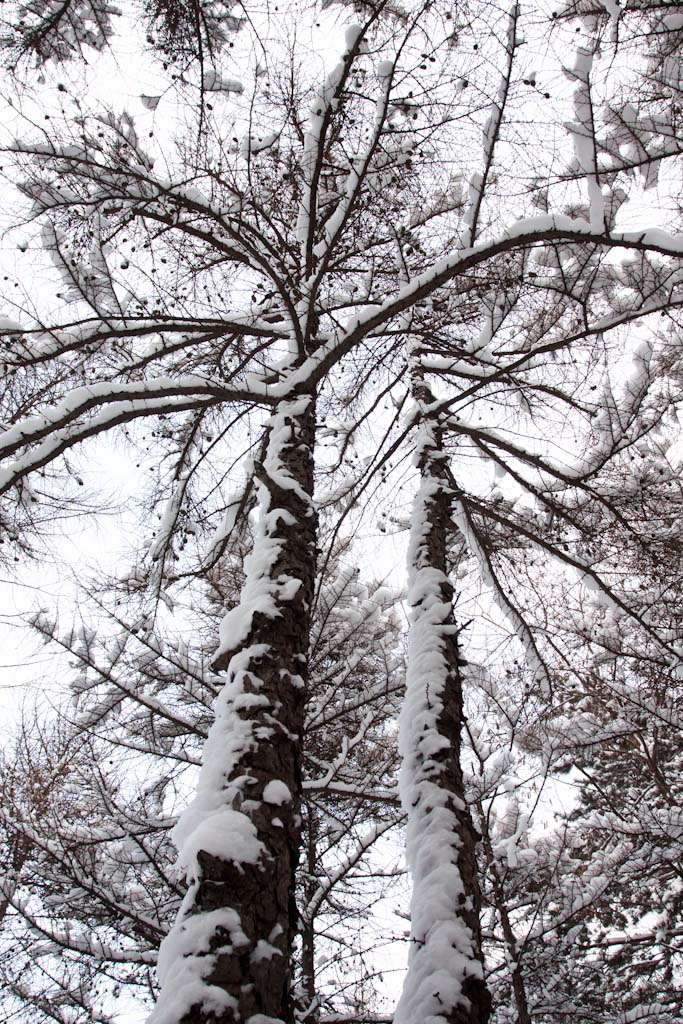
[202,70,244,94]
[395,392,490,1024]
[151,395,317,1024]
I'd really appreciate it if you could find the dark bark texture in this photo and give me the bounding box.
[180,394,318,1024]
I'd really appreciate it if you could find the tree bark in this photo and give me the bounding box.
[153,393,317,1024]
[299,806,320,1022]
[395,381,491,1024]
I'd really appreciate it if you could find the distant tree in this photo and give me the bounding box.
[449,341,683,1024]
[0,543,406,1024]
[0,711,138,1024]
[0,0,243,66]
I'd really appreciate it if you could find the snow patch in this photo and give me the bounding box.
[262,780,292,805]
[202,70,244,93]
[150,905,246,1024]
[177,808,264,877]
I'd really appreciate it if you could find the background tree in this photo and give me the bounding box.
[0,0,244,66]
[0,539,406,1024]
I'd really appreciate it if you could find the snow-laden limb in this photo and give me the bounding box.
[2,0,244,66]
[462,3,518,248]
[305,26,394,272]
[275,215,683,400]
[5,890,159,964]
[0,377,237,462]
[0,394,207,503]
[152,394,317,1024]
[0,376,269,502]
[395,409,490,1024]
[2,313,290,369]
[564,41,605,233]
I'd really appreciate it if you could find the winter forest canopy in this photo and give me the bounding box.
[1,0,683,1022]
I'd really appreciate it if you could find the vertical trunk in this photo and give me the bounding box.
[478,805,531,1024]
[299,806,319,1022]
[152,394,317,1024]
[395,383,491,1024]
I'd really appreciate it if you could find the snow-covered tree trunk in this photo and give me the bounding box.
[151,393,317,1024]
[395,380,490,1024]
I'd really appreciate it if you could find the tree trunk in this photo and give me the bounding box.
[394,382,491,1024]
[152,394,317,1024]
[478,804,531,1024]
[299,806,319,1022]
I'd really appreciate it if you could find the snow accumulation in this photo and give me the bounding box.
[395,420,482,1024]
[0,316,23,332]
[262,780,292,805]
[212,525,298,665]
[344,24,368,54]
[152,643,272,1017]
[177,808,264,878]
[598,0,620,23]
[240,133,279,155]
[564,43,607,233]
[261,396,313,501]
[152,393,313,1021]
[150,905,245,1024]
[171,643,270,878]
[250,940,283,962]
[202,70,244,94]
[212,397,311,667]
